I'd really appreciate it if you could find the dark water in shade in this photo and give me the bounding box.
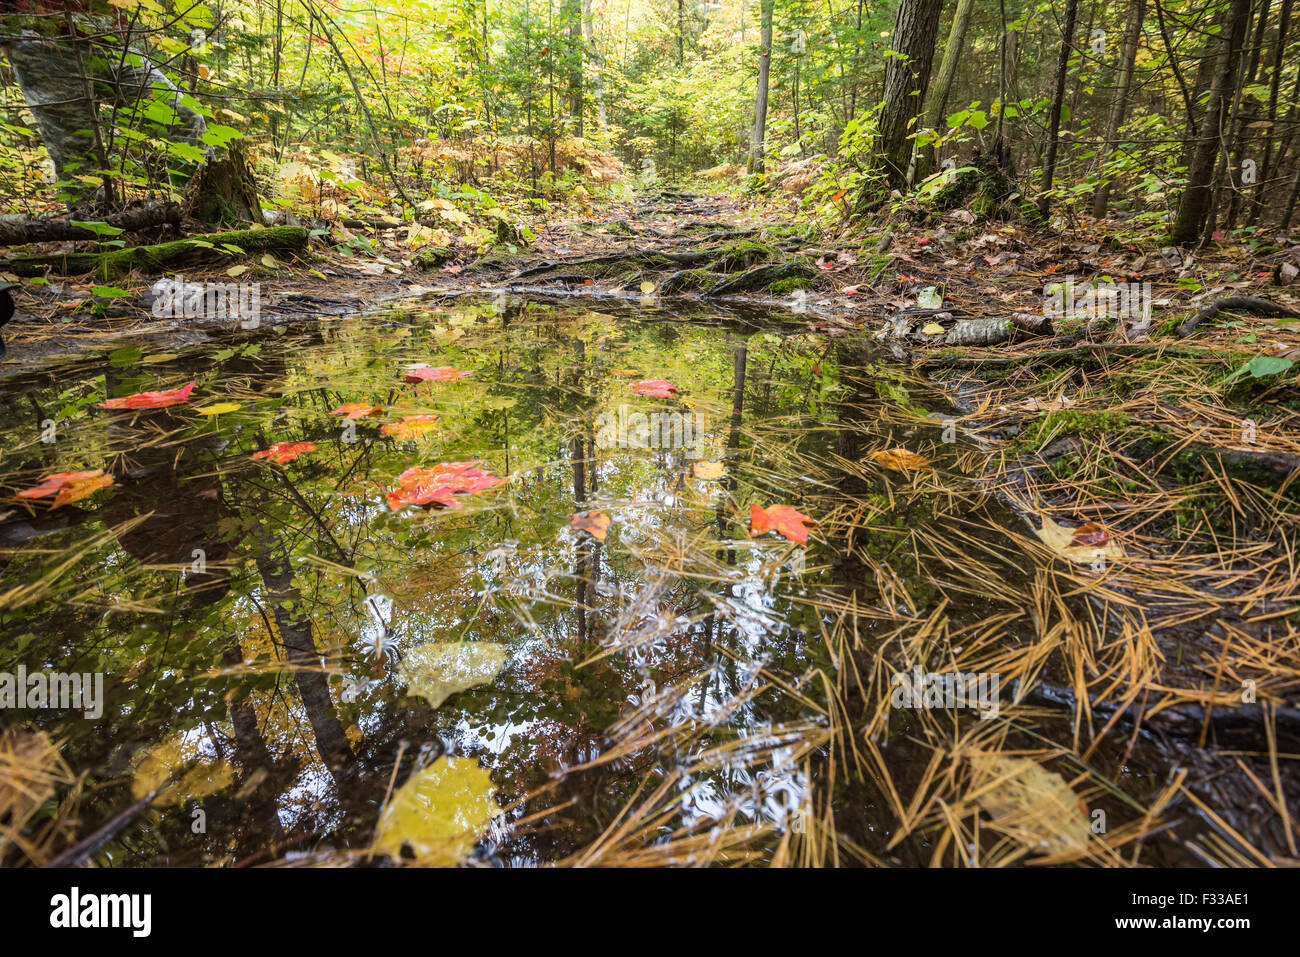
[0,295,1238,867]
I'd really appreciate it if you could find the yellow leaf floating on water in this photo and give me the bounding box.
[398,641,509,709]
[969,754,1091,856]
[195,402,242,415]
[372,756,498,865]
[692,460,725,480]
[1033,514,1126,565]
[131,736,233,807]
[870,446,932,471]
[639,281,656,295]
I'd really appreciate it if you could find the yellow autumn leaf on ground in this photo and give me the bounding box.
[870,446,932,471]
[261,253,279,269]
[132,736,233,807]
[1033,514,1126,564]
[372,756,498,865]
[969,754,1091,855]
[639,281,656,295]
[692,460,725,480]
[398,641,509,709]
[921,322,945,336]
[195,402,241,415]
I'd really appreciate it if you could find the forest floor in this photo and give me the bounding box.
[5,187,1300,864]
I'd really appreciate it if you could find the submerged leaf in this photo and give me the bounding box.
[870,446,932,471]
[570,510,611,541]
[132,736,234,807]
[371,756,498,864]
[631,379,677,398]
[969,754,1091,855]
[403,365,474,383]
[398,641,510,709]
[692,460,725,480]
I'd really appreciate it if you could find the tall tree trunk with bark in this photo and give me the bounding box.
[1092,0,1146,218]
[747,0,774,175]
[1038,0,1081,218]
[1170,0,1252,243]
[870,0,944,189]
[917,0,975,181]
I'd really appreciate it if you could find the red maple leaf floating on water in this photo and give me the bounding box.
[750,502,819,546]
[403,366,474,384]
[386,461,504,511]
[100,381,195,410]
[17,469,114,508]
[631,379,677,398]
[331,402,385,419]
[381,414,439,439]
[251,441,317,465]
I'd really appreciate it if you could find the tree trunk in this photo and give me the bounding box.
[1092,0,1146,219]
[1170,0,1252,244]
[1038,0,1081,219]
[872,0,944,189]
[917,0,975,181]
[187,139,263,226]
[1249,0,1292,223]
[747,0,774,175]
[581,0,607,128]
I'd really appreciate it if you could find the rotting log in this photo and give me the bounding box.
[1,226,309,279]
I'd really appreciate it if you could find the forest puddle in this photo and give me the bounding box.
[0,295,1255,867]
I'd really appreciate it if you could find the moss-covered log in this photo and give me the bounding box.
[1,225,309,279]
[707,258,815,296]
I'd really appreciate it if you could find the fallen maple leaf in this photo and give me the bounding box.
[897,274,919,283]
[17,469,114,508]
[251,441,317,465]
[750,503,818,546]
[387,461,504,510]
[403,366,474,384]
[100,381,195,410]
[331,402,384,419]
[570,510,611,542]
[441,263,463,274]
[1068,522,1110,547]
[381,414,439,439]
[870,447,933,471]
[631,379,677,398]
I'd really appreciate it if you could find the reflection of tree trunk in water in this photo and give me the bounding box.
[719,337,748,566]
[254,532,353,781]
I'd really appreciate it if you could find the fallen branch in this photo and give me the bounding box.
[0,202,182,246]
[1179,295,1300,337]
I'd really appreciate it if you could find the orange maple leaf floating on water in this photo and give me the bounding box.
[631,379,677,398]
[750,502,819,546]
[17,469,114,508]
[251,441,317,465]
[100,381,195,410]
[403,366,474,384]
[381,414,439,439]
[386,461,504,511]
[331,402,384,419]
